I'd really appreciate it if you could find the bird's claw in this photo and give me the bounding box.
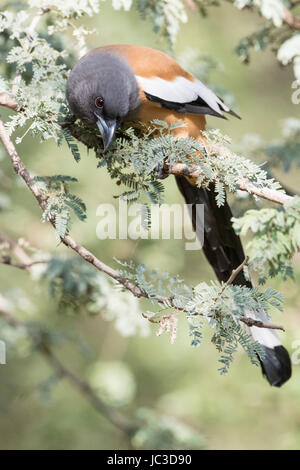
[156,165,170,180]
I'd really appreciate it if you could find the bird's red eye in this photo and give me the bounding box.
[95,96,104,108]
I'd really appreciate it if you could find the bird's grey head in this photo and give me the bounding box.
[66,52,140,151]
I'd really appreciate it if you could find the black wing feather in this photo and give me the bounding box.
[144,91,240,120]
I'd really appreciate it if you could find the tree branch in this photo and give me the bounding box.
[169,163,293,205]
[0,119,46,207]
[0,118,172,304]
[0,115,286,331]
[0,255,46,270]
[0,89,292,205]
[0,232,33,265]
[0,295,137,435]
[239,316,285,331]
[215,257,285,331]
[220,256,249,295]
[2,230,284,332]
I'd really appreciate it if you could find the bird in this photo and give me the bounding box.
[66,44,292,386]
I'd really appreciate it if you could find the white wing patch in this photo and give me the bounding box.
[136,75,230,115]
[194,78,229,113]
[244,309,281,349]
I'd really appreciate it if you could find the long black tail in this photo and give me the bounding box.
[176,176,292,387]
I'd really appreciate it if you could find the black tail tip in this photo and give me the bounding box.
[260,345,292,387]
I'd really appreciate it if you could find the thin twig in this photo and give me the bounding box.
[39,343,136,434]
[169,163,292,205]
[217,257,285,331]
[0,232,33,265]
[143,258,285,331]
[0,255,46,270]
[237,177,292,205]
[240,316,285,331]
[219,256,249,295]
[2,228,285,333]
[26,7,51,39]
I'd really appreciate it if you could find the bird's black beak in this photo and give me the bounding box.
[94,113,118,152]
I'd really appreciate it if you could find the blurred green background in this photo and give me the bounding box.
[0,1,300,450]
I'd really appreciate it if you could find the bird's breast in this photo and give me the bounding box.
[129,98,207,139]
